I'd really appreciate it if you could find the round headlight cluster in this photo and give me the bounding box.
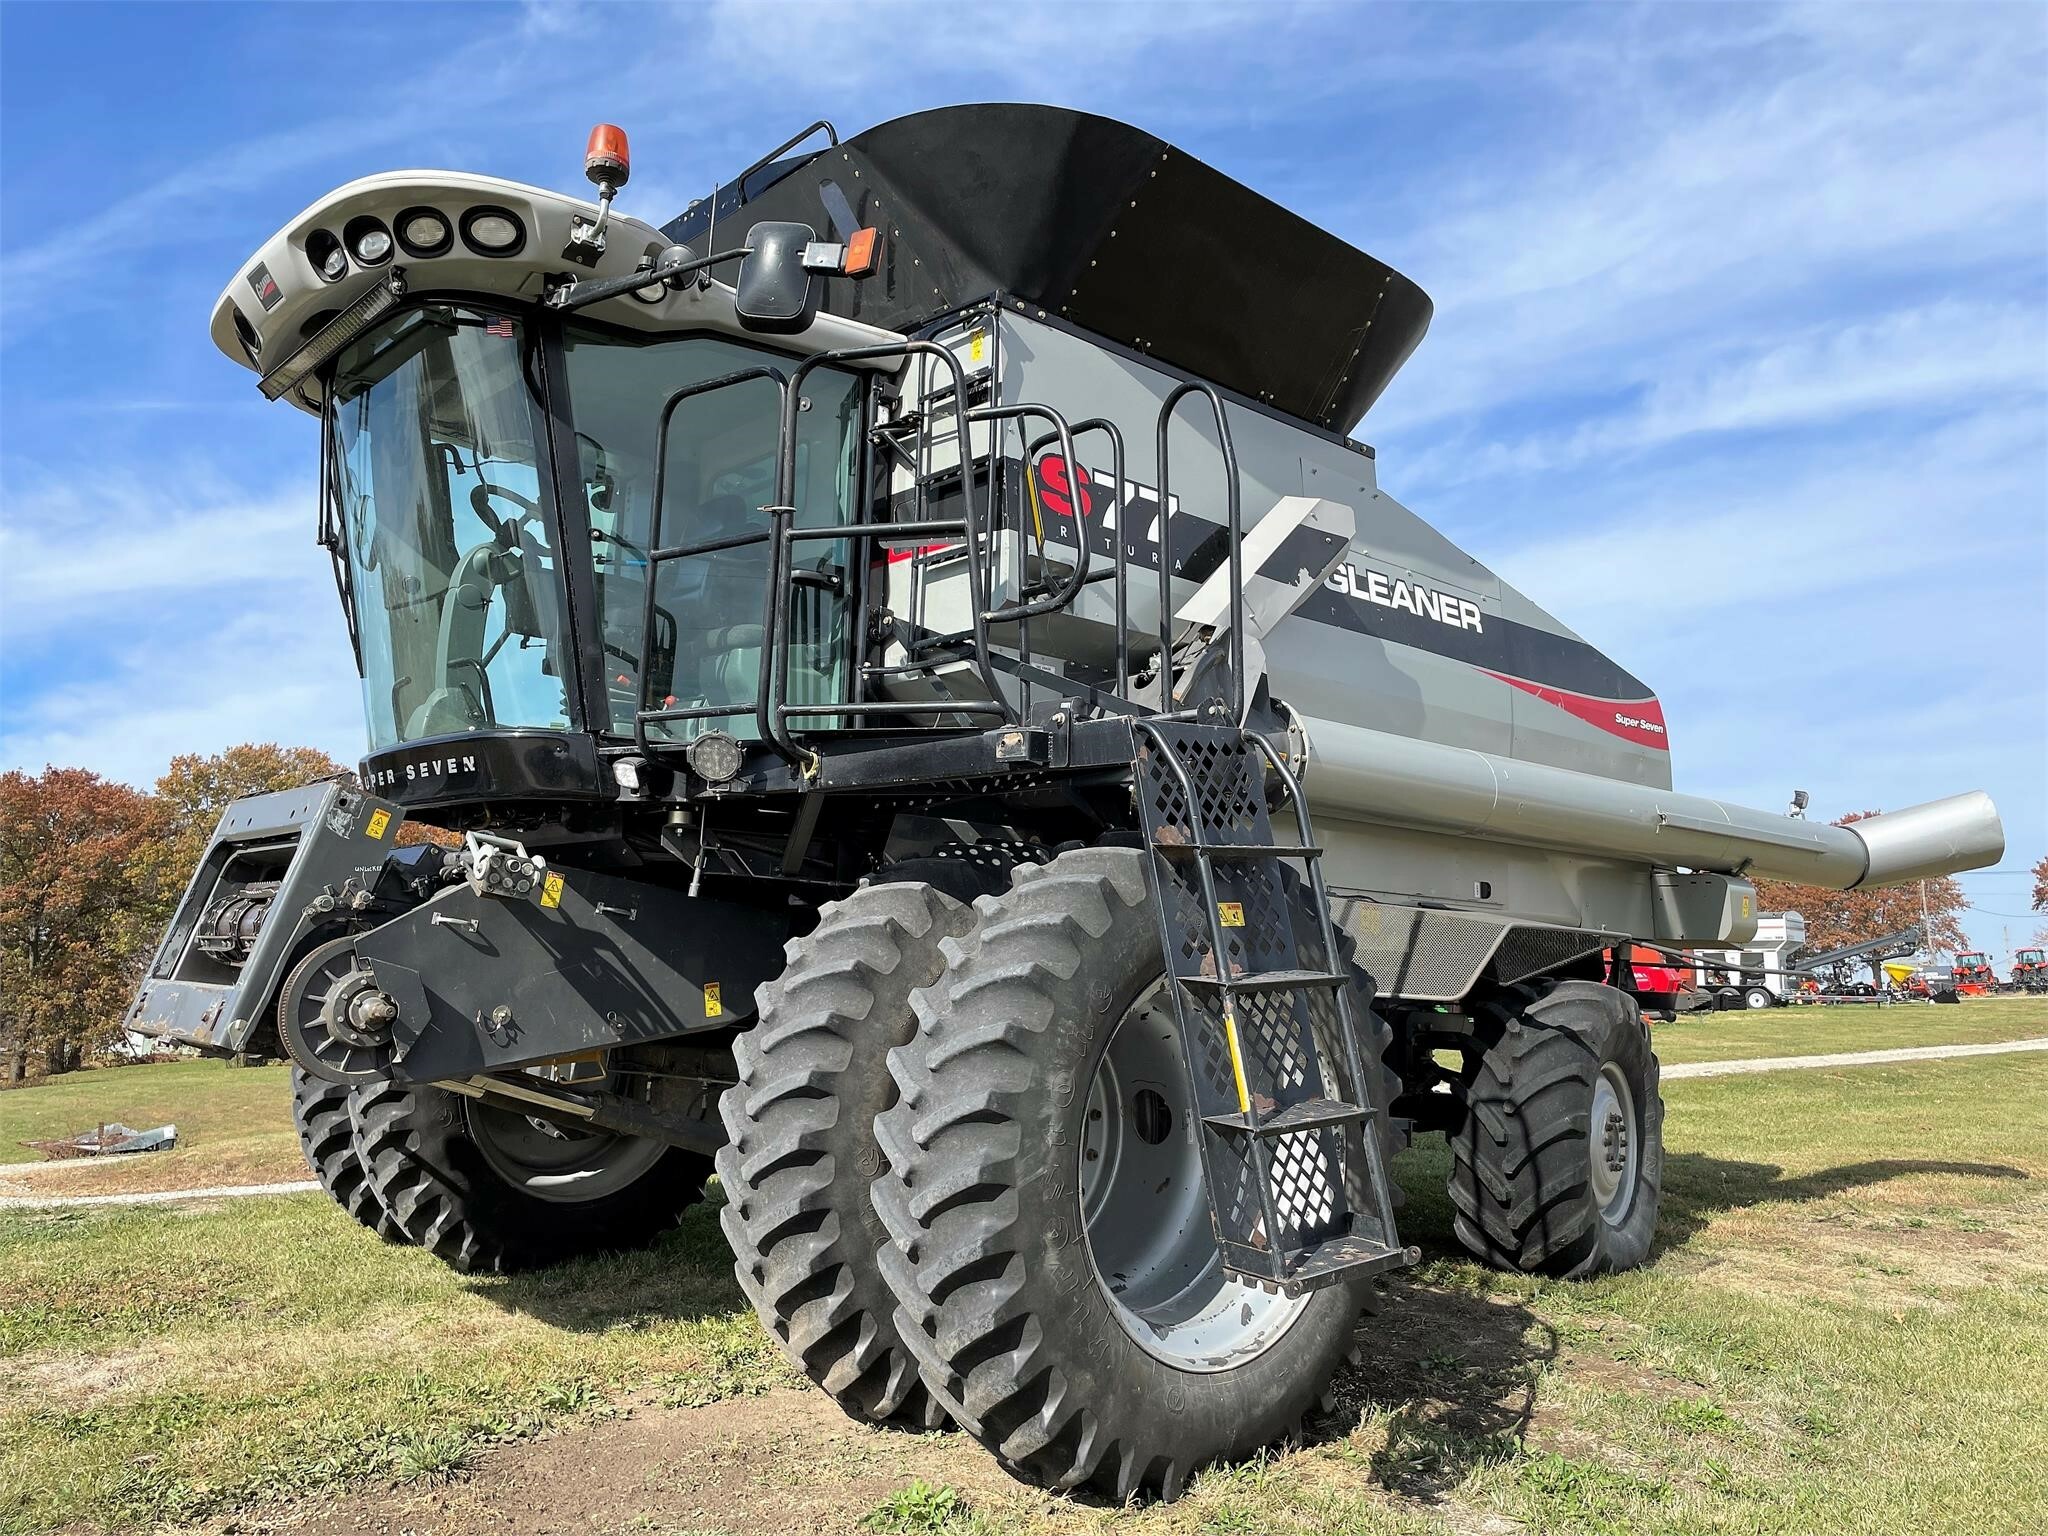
[301,202,529,293]
[396,206,453,258]
[306,228,347,283]
[461,206,526,257]
[343,215,393,267]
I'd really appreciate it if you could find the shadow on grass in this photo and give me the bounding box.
[465,1186,748,1331]
[1656,1154,2028,1251]
[1309,1142,2030,1500]
[1322,1276,1556,1501]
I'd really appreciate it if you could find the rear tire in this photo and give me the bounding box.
[291,1068,407,1242]
[350,1079,710,1274]
[717,882,973,1428]
[872,847,1384,1501]
[1742,986,1773,1011]
[1448,980,1662,1277]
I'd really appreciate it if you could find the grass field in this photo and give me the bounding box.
[2,1005,2045,1534]
[1650,993,2048,1065]
[0,1060,300,1196]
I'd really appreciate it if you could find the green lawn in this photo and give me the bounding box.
[3,1024,2045,1534]
[0,1059,301,1194]
[1650,992,2047,1065]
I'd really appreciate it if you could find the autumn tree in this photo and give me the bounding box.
[0,769,163,1081]
[1751,810,1969,956]
[2033,853,2047,912]
[131,744,348,933]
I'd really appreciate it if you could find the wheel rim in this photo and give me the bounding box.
[466,1099,668,1203]
[1587,1061,1640,1223]
[1078,979,1310,1372]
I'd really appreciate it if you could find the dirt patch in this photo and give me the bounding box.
[0,1144,305,1198]
[221,1389,1059,1536]
[3,1343,178,1411]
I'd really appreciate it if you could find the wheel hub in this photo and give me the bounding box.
[1586,1062,1640,1222]
[1079,981,1309,1373]
[279,935,400,1085]
[466,1095,666,1202]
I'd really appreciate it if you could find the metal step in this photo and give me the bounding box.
[1181,969,1347,994]
[1203,1096,1367,1138]
[1151,841,1323,861]
[1272,1232,1419,1294]
[1133,716,1411,1293]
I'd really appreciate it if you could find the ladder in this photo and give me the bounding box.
[1132,716,1413,1293]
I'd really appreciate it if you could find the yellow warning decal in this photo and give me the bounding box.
[704,983,723,1018]
[1218,902,1245,928]
[1740,894,1753,919]
[1222,1013,1251,1113]
[364,809,392,841]
[969,329,986,363]
[539,872,565,909]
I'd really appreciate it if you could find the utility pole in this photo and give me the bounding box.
[1920,880,1934,959]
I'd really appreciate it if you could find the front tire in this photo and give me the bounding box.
[350,1080,710,1274]
[1742,986,1773,1011]
[717,882,972,1429]
[291,1068,407,1242]
[1448,980,1663,1276]
[872,848,1381,1501]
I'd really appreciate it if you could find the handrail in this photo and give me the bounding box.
[1155,382,1243,721]
[968,404,1087,624]
[1025,418,1127,697]
[732,120,839,207]
[633,366,789,758]
[768,341,1015,765]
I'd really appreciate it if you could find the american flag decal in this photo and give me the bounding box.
[485,317,514,338]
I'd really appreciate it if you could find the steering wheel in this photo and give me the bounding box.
[470,482,543,547]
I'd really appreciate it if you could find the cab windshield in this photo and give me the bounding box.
[560,323,861,739]
[329,305,569,750]
[325,303,863,752]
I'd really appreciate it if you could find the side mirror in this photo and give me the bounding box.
[735,222,821,334]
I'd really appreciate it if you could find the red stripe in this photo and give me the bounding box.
[1480,670,1670,750]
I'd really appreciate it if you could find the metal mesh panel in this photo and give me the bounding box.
[1488,924,1610,986]
[1337,901,1507,1001]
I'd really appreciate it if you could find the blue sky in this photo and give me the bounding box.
[1,1,2043,954]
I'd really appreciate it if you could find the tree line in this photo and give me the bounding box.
[0,745,348,1081]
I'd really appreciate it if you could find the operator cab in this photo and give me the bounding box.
[210,138,898,806]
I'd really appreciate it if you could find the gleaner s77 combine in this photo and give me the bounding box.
[130,107,2005,1497]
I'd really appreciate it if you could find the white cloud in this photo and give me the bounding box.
[0,608,364,788]
[1362,3,2048,439]
[1397,299,2048,491]
[0,475,317,627]
[0,472,362,787]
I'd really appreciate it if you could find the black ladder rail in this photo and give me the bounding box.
[633,365,789,758]
[1245,728,1405,1256]
[764,341,1018,767]
[1154,382,1243,722]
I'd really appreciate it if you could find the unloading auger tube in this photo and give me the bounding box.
[1295,716,2003,890]
[128,104,2006,1505]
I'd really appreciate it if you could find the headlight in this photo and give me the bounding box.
[345,216,393,266]
[396,207,453,258]
[307,229,346,283]
[461,207,525,256]
[685,731,743,784]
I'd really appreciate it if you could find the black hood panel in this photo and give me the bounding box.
[664,104,1432,433]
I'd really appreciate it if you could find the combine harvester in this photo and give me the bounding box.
[126,107,2005,1497]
